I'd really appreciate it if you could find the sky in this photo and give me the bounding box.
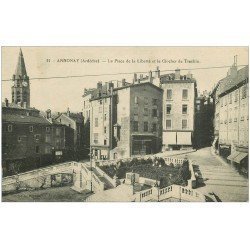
[1,47,248,113]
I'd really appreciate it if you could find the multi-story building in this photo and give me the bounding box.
[82,88,96,153]
[211,57,248,169]
[194,91,214,148]
[55,109,86,160]
[2,100,54,175]
[160,69,197,150]
[89,80,163,160]
[2,49,79,176]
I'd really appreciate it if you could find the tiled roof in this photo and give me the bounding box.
[57,113,84,123]
[218,66,249,95]
[2,102,38,111]
[160,73,196,84]
[2,113,51,125]
[68,113,84,123]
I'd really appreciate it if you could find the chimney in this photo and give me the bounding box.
[97,81,102,89]
[67,107,70,116]
[46,109,52,119]
[155,66,160,78]
[187,71,192,79]
[148,71,153,83]
[122,78,126,86]
[133,73,137,83]
[5,98,9,107]
[234,55,238,66]
[175,68,180,80]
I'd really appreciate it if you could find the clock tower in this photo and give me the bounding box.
[11,48,30,108]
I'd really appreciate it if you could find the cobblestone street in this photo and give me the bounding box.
[167,147,248,202]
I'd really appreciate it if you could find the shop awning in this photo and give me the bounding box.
[177,132,192,145]
[227,151,240,161]
[163,132,176,145]
[233,152,248,164]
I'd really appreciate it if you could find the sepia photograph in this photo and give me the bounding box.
[1,46,249,202]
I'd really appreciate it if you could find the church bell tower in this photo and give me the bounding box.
[11,48,30,108]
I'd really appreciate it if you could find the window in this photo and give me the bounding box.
[46,127,50,133]
[45,134,51,143]
[182,104,188,114]
[152,98,157,105]
[229,93,232,104]
[134,107,138,115]
[56,127,61,136]
[55,138,60,148]
[18,136,21,142]
[104,126,107,133]
[166,104,172,114]
[167,89,172,100]
[94,133,98,144]
[182,119,188,129]
[152,109,157,117]
[95,118,98,127]
[152,123,157,132]
[134,96,139,104]
[144,108,148,116]
[242,85,247,99]
[133,121,139,132]
[7,124,12,132]
[182,89,188,100]
[104,114,107,121]
[235,90,238,102]
[166,119,171,129]
[35,134,40,141]
[45,146,51,154]
[144,122,148,132]
[29,126,33,132]
[144,97,148,105]
[35,146,40,154]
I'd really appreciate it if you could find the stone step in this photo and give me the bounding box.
[205,179,248,187]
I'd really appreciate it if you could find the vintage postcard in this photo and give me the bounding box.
[1,46,249,202]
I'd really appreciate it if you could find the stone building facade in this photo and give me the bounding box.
[11,49,31,108]
[55,109,85,160]
[211,59,248,169]
[160,69,197,150]
[2,49,79,176]
[88,80,163,160]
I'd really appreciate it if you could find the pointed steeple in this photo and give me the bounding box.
[15,48,27,77]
